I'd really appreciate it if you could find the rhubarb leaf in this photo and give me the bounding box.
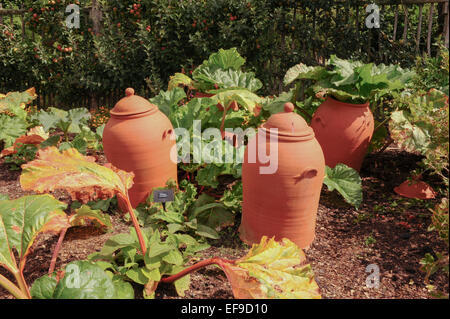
[0,114,28,148]
[69,205,112,231]
[30,275,58,299]
[0,195,69,272]
[20,147,134,203]
[323,164,363,209]
[168,73,194,91]
[52,261,117,299]
[221,236,321,299]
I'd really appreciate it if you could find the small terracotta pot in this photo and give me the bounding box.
[239,103,325,249]
[394,180,436,199]
[103,88,178,208]
[310,97,374,172]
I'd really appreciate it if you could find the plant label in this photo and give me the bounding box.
[153,189,175,203]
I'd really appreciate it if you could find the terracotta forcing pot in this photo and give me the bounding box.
[310,97,374,172]
[239,103,325,249]
[103,88,178,208]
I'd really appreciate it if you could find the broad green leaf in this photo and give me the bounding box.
[262,90,294,115]
[30,274,58,299]
[150,87,186,117]
[221,236,321,299]
[67,108,91,134]
[52,261,117,299]
[194,68,262,92]
[69,205,112,230]
[284,64,328,85]
[0,195,69,273]
[0,114,28,147]
[112,277,135,299]
[210,88,262,113]
[168,73,194,91]
[193,48,245,77]
[20,147,134,203]
[323,164,363,209]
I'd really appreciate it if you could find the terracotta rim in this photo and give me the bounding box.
[110,107,158,119]
[326,96,369,108]
[259,126,315,142]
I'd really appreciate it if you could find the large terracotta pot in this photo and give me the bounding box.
[103,88,177,208]
[310,97,374,172]
[239,103,325,249]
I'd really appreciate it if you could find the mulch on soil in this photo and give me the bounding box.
[0,145,448,299]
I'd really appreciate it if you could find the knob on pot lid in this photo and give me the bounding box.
[110,88,158,117]
[260,103,314,140]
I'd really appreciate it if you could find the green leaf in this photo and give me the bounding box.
[284,64,328,85]
[0,88,36,120]
[150,87,187,117]
[162,250,184,266]
[195,224,219,239]
[194,48,245,76]
[168,73,194,91]
[0,195,69,272]
[30,274,58,299]
[69,205,112,230]
[126,268,151,285]
[40,135,61,150]
[323,164,363,209]
[194,68,262,92]
[210,88,262,113]
[0,114,28,147]
[90,233,137,260]
[52,261,117,299]
[262,90,294,114]
[112,277,135,299]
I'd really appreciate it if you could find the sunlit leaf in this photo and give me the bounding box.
[323,164,363,209]
[221,237,321,299]
[0,195,69,273]
[20,147,134,203]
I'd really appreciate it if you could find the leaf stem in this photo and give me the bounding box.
[118,193,147,255]
[14,271,31,299]
[160,258,234,284]
[0,273,28,299]
[48,227,68,275]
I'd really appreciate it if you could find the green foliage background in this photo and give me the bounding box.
[0,0,446,107]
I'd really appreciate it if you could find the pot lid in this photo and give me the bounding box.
[261,103,314,139]
[110,88,158,117]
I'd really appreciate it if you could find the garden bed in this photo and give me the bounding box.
[1,146,447,299]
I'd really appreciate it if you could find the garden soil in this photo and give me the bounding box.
[0,146,448,299]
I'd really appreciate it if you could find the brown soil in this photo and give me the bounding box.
[0,146,448,299]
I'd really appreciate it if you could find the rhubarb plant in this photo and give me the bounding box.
[284,56,414,105]
[0,88,37,148]
[0,194,69,299]
[33,107,91,142]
